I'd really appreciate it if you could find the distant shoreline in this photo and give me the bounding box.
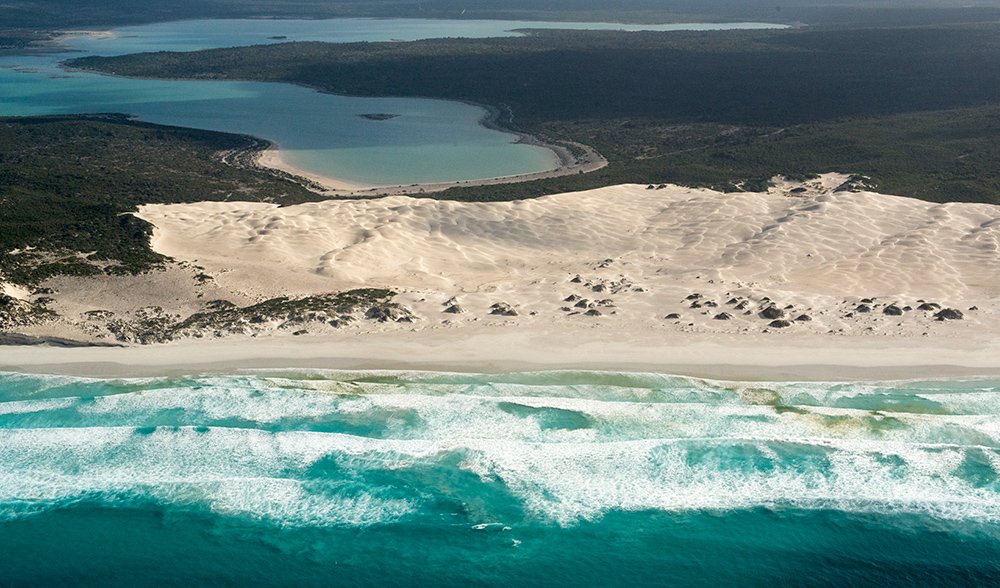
[60,61,607,197]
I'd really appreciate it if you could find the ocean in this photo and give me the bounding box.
[1,369,998,586]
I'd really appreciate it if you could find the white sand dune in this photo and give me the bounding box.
[0,282,31,301]
[137,174,1000,301]
[6,174,999,380]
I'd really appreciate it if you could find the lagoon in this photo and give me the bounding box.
[1,18,785,187]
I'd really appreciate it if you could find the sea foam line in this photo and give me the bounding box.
[0,426,998,526]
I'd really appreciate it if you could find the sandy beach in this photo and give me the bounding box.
[2,173,998,380]
[3,326,1000,381]
[255,147,372,192]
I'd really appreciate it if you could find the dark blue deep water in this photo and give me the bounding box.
[2,370,999,586]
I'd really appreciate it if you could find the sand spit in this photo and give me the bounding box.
[3,174,999,378]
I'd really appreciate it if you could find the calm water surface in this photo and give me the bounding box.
[1,18,783,185]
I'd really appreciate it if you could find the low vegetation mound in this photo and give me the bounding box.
[0,114,321,284]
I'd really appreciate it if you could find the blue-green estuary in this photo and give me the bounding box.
[0,18,783,186]
[2,370,999,586]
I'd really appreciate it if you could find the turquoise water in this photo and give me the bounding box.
[0,63,554,185]
[0,18,782,186]
[65,18,788,55]
[2,369,999,586]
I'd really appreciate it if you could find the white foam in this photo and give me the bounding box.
[0,427,421,527]
[5,377,1000,449]
[261,372,1000,418]
[3,424,997,527]
[0,397,76,415]
[457,437,1000,525]
[3,372,1000,528]
[77,383,340,424]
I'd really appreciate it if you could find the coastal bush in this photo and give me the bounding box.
[0,115,321,284]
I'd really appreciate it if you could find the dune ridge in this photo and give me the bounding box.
[138,174,999,301]
[4,173,999,379]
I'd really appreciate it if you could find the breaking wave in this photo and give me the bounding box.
[2,370,999,528]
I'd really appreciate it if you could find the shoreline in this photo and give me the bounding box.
[3,178,997,384]
[254,147,370,192]
[3,329,1000,382]
[58,69,607,197]
[246,101,607,197]
[57,61,606,198]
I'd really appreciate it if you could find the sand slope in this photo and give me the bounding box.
[5,174,1000,378]
[137,174,1000,301]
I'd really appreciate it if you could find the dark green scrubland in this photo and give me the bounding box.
[0,115,320,284]
[73,27,1000,125]
[69,25,1000,203]
[103,289,399,344]
[446,107,1000,203]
